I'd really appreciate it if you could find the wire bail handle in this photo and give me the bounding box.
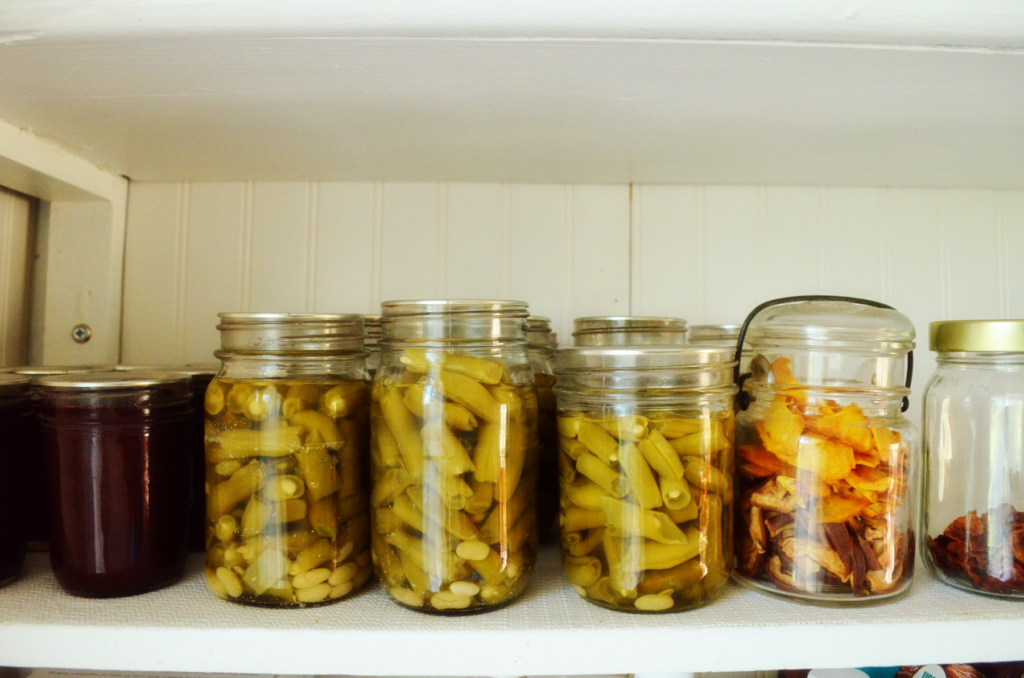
[733,295,914,413]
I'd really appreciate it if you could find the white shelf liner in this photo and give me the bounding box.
[1,549,1023,674]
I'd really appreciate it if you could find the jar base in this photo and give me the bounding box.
[573,593,718,614]
[57,573,183,599]
[732,572,912,607]
[0,572,20,589]
[386,593,523,615]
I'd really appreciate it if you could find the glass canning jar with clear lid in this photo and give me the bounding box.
[204,313,372,607]
[527,316,559,541]
[0,374,32,587]
[38,371,192,597]
[553,347,737,612]
[923,320,1024,597]
[371,300,539,613]
[573,317,688,347]
[734,297,918,604]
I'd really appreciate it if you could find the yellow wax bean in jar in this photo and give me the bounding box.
[598,416,650,442]
[638,430,685,481]
[601,495,688,544]
[442,353,504,385]
[619,442,663,510]
[574,419,620,465]
[438,370,502,422]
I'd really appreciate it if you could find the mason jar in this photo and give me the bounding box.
[734,298,918,604]
[0,374,32,587]
[371,300,539,613]
[527,316,558,541]
[553,347,737,612]
[364,315,382,377]
[39,371,192,597]
[0,365,104,551]
[923,320,1024,597]
[204,313,372,607]
[573,317,688,347]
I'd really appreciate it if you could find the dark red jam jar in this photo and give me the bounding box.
[183,365,217,552]
[38,371,193,597]
[0,374,32,587]
[0,366,104,551]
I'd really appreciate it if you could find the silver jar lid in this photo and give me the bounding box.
[527,316,557,349]
[36,371,191,391]
[217,313,365,354]
[364,315,382,347]
[0,373,31,397]
[555,346,733,371]
[554,347,736,392]
[115,364,218,377]
[1,365,106,385]
[688,324,741,344]
[381,300,529,342]
[573,316,688,347]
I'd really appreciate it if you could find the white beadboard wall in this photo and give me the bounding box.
[0,187,34,367]
[122,182,1024,421]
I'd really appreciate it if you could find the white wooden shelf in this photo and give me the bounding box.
[1,548,1023,675]
[0,1,1022,187]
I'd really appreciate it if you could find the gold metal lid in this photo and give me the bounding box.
[930,320,1024,352]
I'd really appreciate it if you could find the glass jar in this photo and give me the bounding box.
[204,313,372,607]
[0,374,32,587]
[923,320,1024,597]
[38,371,192,597]
[183,365,218,552]
[553,347,737,612]
[0,365,105,551]
[527,316,559,541]
[114,364,219,553]
[371,300,539,613]
[734,298,918,604]
[364,315,382,377]
[573,317,688,347]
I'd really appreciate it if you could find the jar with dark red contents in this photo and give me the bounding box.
[182,366,218,552]
[0,366,104,551]
[38,371,193,597]
[0,374,32,587]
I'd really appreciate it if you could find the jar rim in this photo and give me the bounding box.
[0,373,31,396]
[930,319,1024,353]
[573,316,687,335]
[37,370,191,391]
[554,346,734,372]
[381,299,529,317]
[217,312,363,324]
[688,324,741,341]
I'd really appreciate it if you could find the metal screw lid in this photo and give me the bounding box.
[0,373,31,397]
[688,324,742,344]
[554,346,734,371]
[930,320,1024,353]
[36,370,191,391]
[381,300,529,342]
[217,313,365,354]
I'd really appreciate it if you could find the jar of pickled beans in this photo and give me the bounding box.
[38,371,192,597]
[0,374,32,587]
[364,315,382,377]
[553,347,736,612]
[573,316,688,347]
[371,300,540,613]
[204,313,372,607]
[527,316,559,541]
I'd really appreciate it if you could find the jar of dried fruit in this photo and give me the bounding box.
[371,300,539,613]
[734,297,918,604]
[553,346,737,612]
[923,320,1024,598]
[204,313,372,607]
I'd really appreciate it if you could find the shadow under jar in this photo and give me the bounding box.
[733,299,918,604]
[371,300,539,613]
[553,347,737,612]
[204,313,372,607]
[527,315,559,542]
[38,371,192,597]
[0,374,32,587]
[923,320,1024,597]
